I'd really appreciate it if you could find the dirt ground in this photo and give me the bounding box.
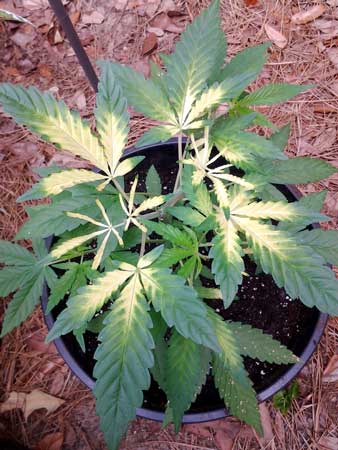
[0,0,338,449]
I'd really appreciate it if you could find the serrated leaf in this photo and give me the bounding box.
[156,247,194,268]
[0,83,109,173]
[95,62,129,174]
[270,124,291,150]
[149,310,168,390]
[167,206,205,226]
[210,214,244,307]
[163,0,226,125]
[0,266,39,297]
[226,321,297,364]
[296,229,338,266]
[140,266,220,351]
[177,255,198,279]
[93,274,154,450]
[142,220,194,249]
[164,331,210,431]
[208,309,262,433]
[195,286,222,299]
[238,83,313,106]
[0,240,36,266]
[1,271,46,337]
[50,229,106,259]
[182,165,212,216]
[234,217,338,315]
[138,245,164,268]
[102,61,176,123]
[258,157,337,184]
[146,165,162,195]
[114,156,145,177]
[46,269,132,341]
[136,125,178,148]
[133,195,166,215]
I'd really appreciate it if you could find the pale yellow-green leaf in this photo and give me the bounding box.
[133,196,166,216]
[50,230,106,259]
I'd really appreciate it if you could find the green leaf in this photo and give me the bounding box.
[0,240,36,265]
[234,217,338,315]
[0,266,39,297]
[95,62,129,174]
[208,309,262,433]
[195,286,222,299]
[156,247,194,268]
[140,266,220,352]
[46,269,132,341]
[93,273,154,450]
[270,124,291,150]
[146,165,162,195]
[167,206,205,227]
[74,326,86,352]
[114,156,145,177]
[182,166,212,216]
[0,83,109,173]
[210,213,244,307]
[143,220,194,249]
[149,310,168,390]
[138,245,164,268]
[216,42,270,92]
[102,61,176,123]
[273,380,299,415]
[238,83,313,106]
[296,229,338,266]
[136,125,178,148]
[226,322,297,364]
[164,331,210,431]
[257,157,337,184]
[1,271,46,337]
[163,0,226,125]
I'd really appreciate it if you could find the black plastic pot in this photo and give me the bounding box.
[41,139,328,423]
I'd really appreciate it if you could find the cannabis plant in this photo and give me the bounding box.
[1,1,338,449]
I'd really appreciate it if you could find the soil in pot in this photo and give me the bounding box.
[49,142,319,413]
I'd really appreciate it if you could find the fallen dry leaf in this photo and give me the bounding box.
[11,30,35,47]
[22,0,49,10]
[150,12,184,33]
[33,432,64,450]
[70,10,81,26]
[327,48,338,69]
[318,435,338,450]
[25,331,57,354]
[73,90,86,111]
[244,0,259,6]
[258,403,274,445]
[148,26,164,37]
[0,390,65,420]
[82,11,104,25]
[49,372,65,396]
[142,32,158,55]
[313,128,337,152]
[323,355,338,382]
[264,24,287,49]
[291,4,326,25]
[37,63,53,79]
[48,152,93,169]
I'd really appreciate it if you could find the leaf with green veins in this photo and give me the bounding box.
[273,381,299,415]
[296,229,338,266]
[93,273,154,450]
[208,308,262,434]
[234,216,338,315]
[238,83,313,106]
[46,269,132,342]
[146,165,162,196]
[100,61,176,124]
[212,112,257,135]
[215,42,270,90]
[149,310,168,390]
[19,169,107,200]
[136,125,178,148]
[177,255,198,279]
[140,266,220,352]
[74,326,86,352]
[167,206,205,227]
[95,62,129,173]
[251,111,278,130]
[210,214,244,307]
[226,322,297,363]
[163,0,225,125]
[0,83,109,173]
[156,247,194,268]
[143,220,195,249]
[270,124,291,150]
[164,331,211,431]
[257,157,337,184]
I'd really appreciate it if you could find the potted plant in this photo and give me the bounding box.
[1,1,337,449]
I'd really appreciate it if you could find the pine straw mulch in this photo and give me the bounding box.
[0,0,338,449]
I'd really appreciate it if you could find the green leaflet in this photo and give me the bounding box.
[296,229,338,266]
[95,62,129,174]
[270,124,291,150]
[93,274,154,450]
[208,309,262,433]
[135,125,178,148]
[146,165,162,196]
[140,266,220,352]
[234,217,338,315]
[166,206,205,227]
[225,322,297,364]
[143,220,195,249]
[102,61,176,124]
[164,331,210,431]
[238,83,313,106]
[210,213,244,307]
[149,310,168,390]
[46,269,132,341]
[0,240,36,265]
[156,247,195,268]
[0,266,38,297]
[0,83,109,173]
[182,165,213,216]
[163,0,226,125]
[256,157,337,184]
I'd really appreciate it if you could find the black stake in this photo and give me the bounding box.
[48,0,99,91]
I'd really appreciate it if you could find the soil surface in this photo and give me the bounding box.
[49,143,319,413]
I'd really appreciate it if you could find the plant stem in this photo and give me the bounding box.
[140,231,147,257]
[113,178,129,203]
[174,133,183,193]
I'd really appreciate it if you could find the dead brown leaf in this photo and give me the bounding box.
[327,48,338,69]
[0,390,65,420]
[33,432,64,450]
[264,24,287,49]
[313,128,337,151]
[82,11,104,25]
[70,10,81,26]
[25,331,57,354]
[37,63,53,79]
[142,32,158,55]
[148,26,164,37]
[150,12,184,33]
[258,403,274,445]
[11,30,35,47]
[323,355,338,382]
[244,0,259,6]
[49,372,65,396]
[184,418,242,450]
[291,4,326,25]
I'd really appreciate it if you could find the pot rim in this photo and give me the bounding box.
[41,138,329,423]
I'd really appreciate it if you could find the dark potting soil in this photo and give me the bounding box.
[50,142,319,413]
